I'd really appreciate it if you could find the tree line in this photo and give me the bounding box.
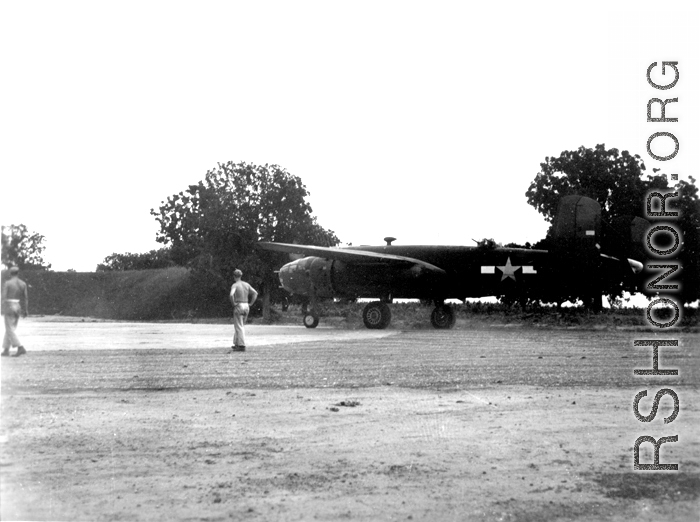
[3,146,699,311]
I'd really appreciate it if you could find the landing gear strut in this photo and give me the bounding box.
[362,301,392,329]
[431,303,456,329]
[303,312,319,328]
[302,299,320,328]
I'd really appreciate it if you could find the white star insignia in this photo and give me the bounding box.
[496,257,521,281]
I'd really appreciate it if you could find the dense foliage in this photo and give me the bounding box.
[97,248,175,271]
[526,144,699,304]
[151,162,339,317]
[1,224,51,270]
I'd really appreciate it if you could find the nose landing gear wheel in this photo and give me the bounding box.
[431,305,455,329]
[303,313,319,328]
[362,302,391,329]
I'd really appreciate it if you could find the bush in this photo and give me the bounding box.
[17,267,231,321]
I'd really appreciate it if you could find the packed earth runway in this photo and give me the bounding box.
[1,317,698,521]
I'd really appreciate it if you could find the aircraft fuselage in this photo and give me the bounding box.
[278,245,632,303]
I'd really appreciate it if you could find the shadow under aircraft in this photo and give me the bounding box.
[257,195,647,329]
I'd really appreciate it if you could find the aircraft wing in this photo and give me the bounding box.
[256,242,447,275]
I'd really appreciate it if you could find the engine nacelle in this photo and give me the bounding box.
[278,257,337,297]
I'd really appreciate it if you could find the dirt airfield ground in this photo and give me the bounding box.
[1,316,699,521]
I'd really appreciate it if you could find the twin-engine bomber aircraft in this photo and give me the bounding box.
[257,196,646,329]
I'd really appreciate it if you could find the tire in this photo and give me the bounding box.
[362,302,391,329]
[431,305,455,329]
[303,313,319,328]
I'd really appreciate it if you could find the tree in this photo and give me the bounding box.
[150,162,339,318]
[671,176,700,304]
[525,145,665,223]
[526,144,699,304]
[1,224,51,270]
[96,248,175,271]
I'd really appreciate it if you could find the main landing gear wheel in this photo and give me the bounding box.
[362,301,391,329]
[431,305,456,329]
[303,313,319,328]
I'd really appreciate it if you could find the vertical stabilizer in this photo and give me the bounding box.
[551,195,603,307]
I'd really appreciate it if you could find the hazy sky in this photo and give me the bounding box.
[1,1,698,271]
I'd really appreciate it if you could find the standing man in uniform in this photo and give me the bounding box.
[229,269,257,352]
[2,266,28,357]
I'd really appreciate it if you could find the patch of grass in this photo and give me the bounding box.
[592,472,700,501]
[274,301,698,330]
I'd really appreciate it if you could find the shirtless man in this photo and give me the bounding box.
[229,269,258,352]
[2,266,28,357]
